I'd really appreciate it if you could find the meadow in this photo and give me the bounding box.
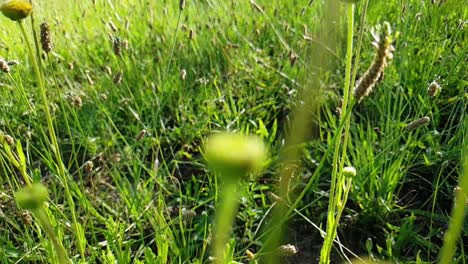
[0,0,466,263]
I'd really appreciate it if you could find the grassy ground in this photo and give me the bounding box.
[0,0,466,263]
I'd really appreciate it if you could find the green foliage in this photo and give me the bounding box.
[0,0,465,263]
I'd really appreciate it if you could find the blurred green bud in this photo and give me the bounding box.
[15,183,48,210]
[204,132,267,179]
[343,166,357,178]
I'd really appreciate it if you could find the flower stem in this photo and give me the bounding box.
[34,207,71,264]
[213,179,240,264]
[320,4,354,264]
[18,21,86,260]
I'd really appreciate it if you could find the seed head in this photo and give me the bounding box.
[84,160,94,173]
[0,57,11,73]
[405,116,430,132]
[354,22,394,103]
[0,0,32,21]
[40,22,53,53]
[180,69,187,81]
[276,244,298,256]
[71,96,83,109]
[113,71,123,84]
[15,183,48,210]
[113,37,122,56]
[179,0,186,11]
[136,129,147,141]
[181,207,196,221]
[427,81,441,97]
[3,134,15,146]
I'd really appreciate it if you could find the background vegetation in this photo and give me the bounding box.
[0,0,466,263]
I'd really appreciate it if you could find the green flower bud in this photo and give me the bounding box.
[15,183,48,210]
[343,166,357,178]
[0,0,32,21]
[204,133,267,179]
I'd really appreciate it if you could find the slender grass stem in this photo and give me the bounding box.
[439,118,468,264]
[18,21,85,261]
[320,4,354,264]
[34,208,71,264]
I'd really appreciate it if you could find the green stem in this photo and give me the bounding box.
[319,4,354,264]
[213,179,240,264]
[438,118,468,264]
[18,21,86,260]
[34,207,71,264]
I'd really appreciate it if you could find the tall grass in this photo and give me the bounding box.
[0,0,465,263]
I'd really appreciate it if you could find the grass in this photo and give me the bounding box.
[0,0,466,263]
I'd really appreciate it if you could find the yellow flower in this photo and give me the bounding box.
[0,0,32,21]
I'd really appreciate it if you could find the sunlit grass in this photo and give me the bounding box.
[0,0,465,263]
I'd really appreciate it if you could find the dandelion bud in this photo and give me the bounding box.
[427,81,441,97]
[0,0,32,21]
[40,22,53,53]
[405,116,430,131]
[15,183,48,210]
[276,244,298,256]
[354,22,394,103]
[204,133,267,180]
[343,166,357,178]
[0,57,11,73]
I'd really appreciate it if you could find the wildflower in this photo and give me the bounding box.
[40,22,53,53]
[405,116,430,131]
[204,133,267,179]
[276,244,298,256]
[15,183,48,210]
[0,0,32,21]
[354,22,394,103]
